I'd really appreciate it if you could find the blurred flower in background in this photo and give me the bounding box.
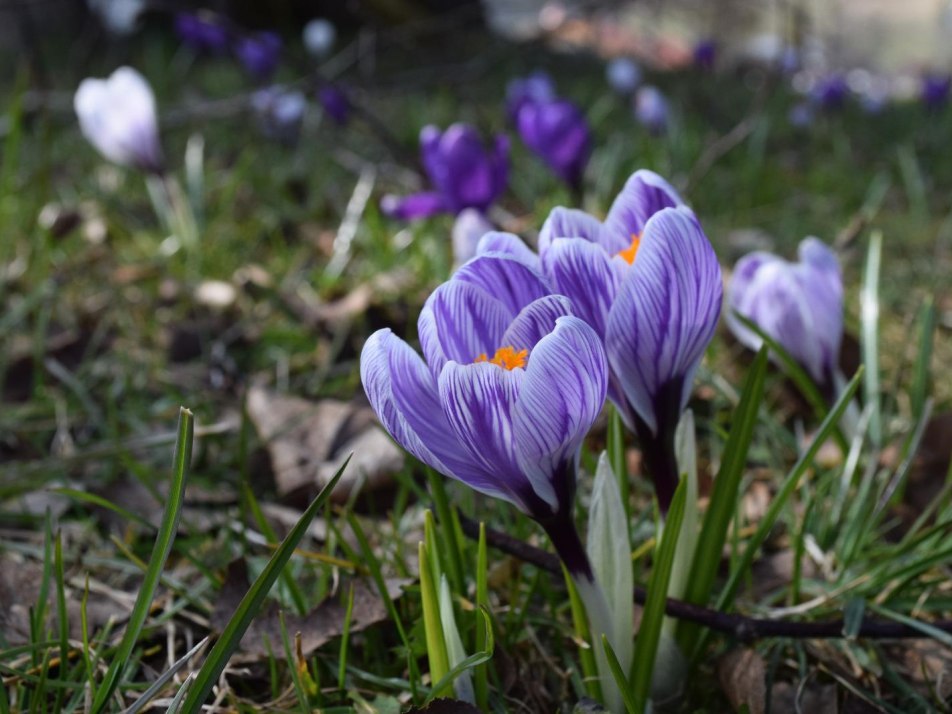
[605,57,641,95]
[74,66,163,174]
[921,73,951,110]
[811,73,849,110]
[318,85,351,126]
[452,209,494,265]
[693,39,717,71]
[175,12,229,54]
[382,124,509,220]
[788,101,815,127]
[516,97,591,189]
[251,86,307,144]
[87,0,145,35]
[235,31,282,80]
[303,18,337,59]
[506,71,556,121]
[633,85,669,134]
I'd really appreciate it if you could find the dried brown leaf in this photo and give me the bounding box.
[718,647,766,714]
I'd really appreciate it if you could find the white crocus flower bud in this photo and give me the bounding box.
[303,18,336,59]
[87,0,146,36]
[74,66,163,173]
[606,57,641,95]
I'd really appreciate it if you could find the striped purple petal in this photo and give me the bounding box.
[606,207,722,435]
[499,295,575,356]
[538,207,603,254]
[513,316,608,513]
[453,253,550,317]
[418,280,511,377]
[602,170,685,254]
[380,191,447,220]
[476,231,542,273]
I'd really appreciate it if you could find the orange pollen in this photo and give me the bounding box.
[617,232,641,264]
[474,345,529,370]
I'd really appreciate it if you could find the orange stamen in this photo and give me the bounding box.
[474,345,528,370]
[617,233,641,264]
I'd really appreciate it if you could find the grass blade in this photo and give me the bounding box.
[91,407,194,714]
[910,296,935,420]
[677,347,767,655]
[861,231,882,446]
[418,540,450,697]
[121,637,209,714]
[179,455,349,713]
[601,636,638,714]
[474,522,489,711]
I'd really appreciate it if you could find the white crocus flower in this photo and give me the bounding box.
[87,0,146,36]
[303,18,336,59]
[74,66,163,173]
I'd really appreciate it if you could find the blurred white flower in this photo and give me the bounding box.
[606,57,641,95]
[452,208,493,265]
[87,0,146,36]
[252,87,308,144]
[633,85,669,135]
[303,18,336,59]
[74,66,163,173]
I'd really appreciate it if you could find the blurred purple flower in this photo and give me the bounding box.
[74,66,164,174]
[921,73,951,110]
[693,39,717,71]
[528,171,722,510]
[251,86,307,144]
[318,85,350,125]
[382,124,509,220]
[811,74,848,110]
[235,31,282,80]
[606,57,641,94]
[506,71,556,121]
[175,12,229,54]
[452,209,494,265]
[727,238,842,389]
[634,85,669,135]
[516,97,591,189]
[788,101,815,128]
[361,253,606,529]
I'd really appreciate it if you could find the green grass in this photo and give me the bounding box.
[3,17,952,713]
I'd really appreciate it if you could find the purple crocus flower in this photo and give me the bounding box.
[788,101,815,128]
[726,238,843,392]
[361,251,622,705]
[811,74,848,110]
[529,171,722,510]
[921,73,951,111]
[318,85,350,125]
[516,97,591,190]
[235,31,282,80]
[634,85,669,135]
[506,71,556,122]
[606,57,641,95]
[693,39,717,71]
[174,12,229,54]
[381,124,509,220]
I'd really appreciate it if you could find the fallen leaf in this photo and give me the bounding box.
[749,550,817,599]
[247,385,403,500]
[718,647,766,714]
[770,681,837,713]
[209,560,409,659]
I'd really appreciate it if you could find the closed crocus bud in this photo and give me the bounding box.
[87,0,145,36]
[693,39,716,71]
[382,124,509,220]
[811,74,848,109]
[921,73,951,110]
[727,237,843,392]
[174,12,229,54]
[251,87,307,144]
[318,85,350,126]
[516,97,591,189]
[235,31,282,80]
[506,71,556,121]
[634,85,669,135]
[74,66,163,174]
[303,18,336,59]
[452,209,494,265]
[606,57,641,94]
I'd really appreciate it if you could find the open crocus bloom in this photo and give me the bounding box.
[381,124,509,221]
[531,171,722,510]
[362,252,605,524]
[727,237,843,391]
[74,66,163,174]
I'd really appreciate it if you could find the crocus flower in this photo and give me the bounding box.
[318,85,350,126]
[74,66,163,174]
[606,57,641,95]
[811,74,848,110]
[452,209,494,265]
[726,238,843,393]
[362,252,623,708]
[303,18,336,59]
[693,39,717,71]
[921,73,951,110]
[634,85,669,135]
[381,124,509,220]
[87,0,145,36]
[235,31,282,80]
[516,98,591,189]
[506,71,556,121]
[175,12,229,54]
[251,86,307,144]
[531,171,722,510]
[788,101,815,128]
